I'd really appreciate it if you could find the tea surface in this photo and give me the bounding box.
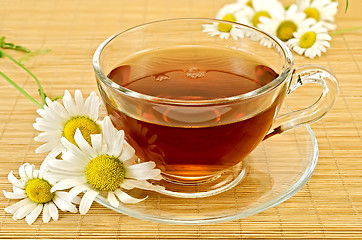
[108,46,277,100]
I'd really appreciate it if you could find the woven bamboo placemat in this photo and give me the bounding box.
[0,0,361,239]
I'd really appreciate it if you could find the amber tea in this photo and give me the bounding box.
[101,46,281,182]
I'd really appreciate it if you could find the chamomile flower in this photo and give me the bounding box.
[258,4,315,42]
[46,116,164,215]
[34,90,101,156]
[237,0,285,27]
[236,0,251,5]
[202,3,245,40]
[3,160,79,225]
[287,22,331,59]
[296,0,338,30]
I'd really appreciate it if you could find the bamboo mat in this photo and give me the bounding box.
[0,0,361,239]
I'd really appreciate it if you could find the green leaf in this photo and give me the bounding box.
[345,0,349,13]
[19,48,51,64]
[51,95,63,101]
[0,36,31,53]
[0,36,5,46]
[330,26,362,37]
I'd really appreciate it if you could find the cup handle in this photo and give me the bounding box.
[264,64,339,140]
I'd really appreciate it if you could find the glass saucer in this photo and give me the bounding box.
[95,124,318,225]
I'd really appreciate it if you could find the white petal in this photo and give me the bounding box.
[48,159,86,172]
[12,186,26,195]
[32,170,39,179]
[53,195,77,213]
[293,46,306,55]
[62,90,78,116]
[114,189,146,204]
[60,150,88,166]
[119,144,136,162]
[84,91,100,120]
[45,97,53,109]
[107,191,119,208]
[230,27,244,40]
[287,38,299,46]
[34,117,62,132]
[55,191,71,200]
[123,156,138,168]
[45,168,84,180]
[44,172,81,181]
[128,161,156,170]
[18,164,28,181]
[67,184,90,202]
[24,164,35,180]
[3,190,27,199]
[36,108,48,118]
[51,197,67,212]
[220,32,230,40]
[121,179,165,191]
[39,151,59,178]
[13,201,37,220]
[46,99,69,122]
[79,190,99,215]
[320,40,330,48]
[102,116,124,157]
[42,203,51,223]
[311,46,320,57]
[37,104,53,120]
[35,143,63,155]
[305,48,316,59]
[48,202,59,221]
[34,131,56,142]
[8,171,25,189]
[5,198,32,214]
[126,168,162,180]
[25,204,43,225]
[74,129,97,157]
[322,21,336,31]
[61,137,90,163]
[90,134,103,155]
[51,177,87,192]
[125,162,162,180]
[317,33,331,41]
[120,179,139,190]
[71,196,81,205]
[74,90,85,114]
[110,132,126,158]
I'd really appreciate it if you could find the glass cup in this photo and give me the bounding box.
[93,18,338,198]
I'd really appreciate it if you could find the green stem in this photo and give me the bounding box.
[0,36,31,53]
[331,26,362,37]
[51,95,63,101]
[0,71,43,108]
[1,50,47,105]
[345,0,349,13]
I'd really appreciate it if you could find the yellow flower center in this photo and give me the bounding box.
[25,178,55,204]
[63,116,101,146]
[85,154,125,192]
[218,14,236,33]
[276,20,298,41]
[252,11,271,27]
[246,0,253,8]
[299,31,317,48]
[304,7,320,21]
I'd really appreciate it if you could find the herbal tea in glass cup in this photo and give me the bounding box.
[93,18,338,198]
